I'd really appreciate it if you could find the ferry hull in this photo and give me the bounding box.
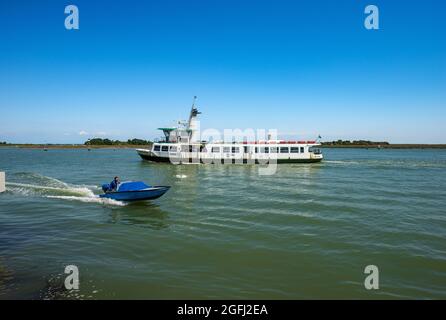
[137,153,322,164]
[138,153,172,163]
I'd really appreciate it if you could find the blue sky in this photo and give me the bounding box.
[0,0,445,143]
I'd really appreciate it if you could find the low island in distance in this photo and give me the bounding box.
[0,139,445,149]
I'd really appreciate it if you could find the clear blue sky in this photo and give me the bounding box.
[0,0,445,143]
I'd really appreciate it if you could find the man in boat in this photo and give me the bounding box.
[109,176,120,192]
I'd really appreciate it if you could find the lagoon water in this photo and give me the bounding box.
[0,147,445,299]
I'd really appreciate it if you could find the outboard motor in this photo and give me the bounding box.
[102,183,110,193]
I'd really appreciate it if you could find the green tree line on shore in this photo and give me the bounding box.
[322,140,389,146]
[84,138,152,146]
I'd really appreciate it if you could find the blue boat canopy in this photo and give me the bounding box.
[117,181,151,192]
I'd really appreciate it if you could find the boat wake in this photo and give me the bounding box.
[324,160,360,165]
[5,173,125,206]
[46,194,125,206]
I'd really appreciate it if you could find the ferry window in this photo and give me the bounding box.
[290,147,299,153]
[244,146,250,153]
[169,146,177,152]
[255,147,258,153]
[300,147,305,153]
[161,146,169,152]
[264,147,269,153]
[280,147,289,153]
[270,147,278,153]
[223,147,230,153]
[154,145,160,151]
[211,147,220,153]
[181,145,189,152]
[231,147,239,153]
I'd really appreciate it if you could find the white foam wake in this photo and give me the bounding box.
[46,195,126,206]
[6,177,125,207]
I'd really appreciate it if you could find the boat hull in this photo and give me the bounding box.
[99,186,170,201]
[137,152,322,164]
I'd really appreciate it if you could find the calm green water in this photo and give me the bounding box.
[0,147,445,299]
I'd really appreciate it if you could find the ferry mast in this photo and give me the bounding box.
[187,96,201,143]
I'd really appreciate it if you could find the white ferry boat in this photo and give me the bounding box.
[136,100,323,164]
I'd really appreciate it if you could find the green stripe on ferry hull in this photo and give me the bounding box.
[138,154,172,162]
[276,158,322,163]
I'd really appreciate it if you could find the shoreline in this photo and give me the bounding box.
[319,144,446,149]
[1,143,446,150]
[0,144,151,149]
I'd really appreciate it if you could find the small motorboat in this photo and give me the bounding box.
[100,181,170,201]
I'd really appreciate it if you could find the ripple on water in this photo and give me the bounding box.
[0,148,445,299]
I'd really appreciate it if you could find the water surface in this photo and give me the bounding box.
[0,147,445,299]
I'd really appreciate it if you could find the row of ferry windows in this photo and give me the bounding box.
[154,145,305,153]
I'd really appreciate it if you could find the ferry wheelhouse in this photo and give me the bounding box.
[136,100,323,164]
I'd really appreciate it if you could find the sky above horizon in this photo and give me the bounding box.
[0,0,445,144]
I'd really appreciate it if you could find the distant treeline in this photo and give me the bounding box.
[84,138,152,146]
[322,140,389,146]
[0,141,7,145]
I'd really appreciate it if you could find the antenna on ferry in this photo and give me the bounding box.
[188,96,201,124]
[187,96,201,142]
[188,96,199,123]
